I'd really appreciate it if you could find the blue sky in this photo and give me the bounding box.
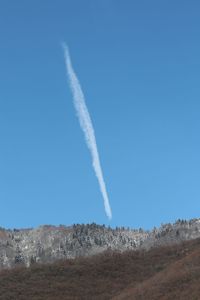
[1,0,200,229]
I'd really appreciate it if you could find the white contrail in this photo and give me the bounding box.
[63,44,112,220]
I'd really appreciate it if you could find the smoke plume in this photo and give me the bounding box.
[63,44,112,220]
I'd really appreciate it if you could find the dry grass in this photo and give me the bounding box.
[0,238,200,299]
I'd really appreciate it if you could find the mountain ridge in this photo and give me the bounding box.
[0,217,200,270]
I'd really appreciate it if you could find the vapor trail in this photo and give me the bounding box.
[63,44,112,220]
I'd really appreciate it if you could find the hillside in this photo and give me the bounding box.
[1,218,200,269]
[0,237,200,299]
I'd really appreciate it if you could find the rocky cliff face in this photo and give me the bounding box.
[0,218,200,270]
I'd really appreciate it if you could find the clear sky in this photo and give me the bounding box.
[1,0,200,229]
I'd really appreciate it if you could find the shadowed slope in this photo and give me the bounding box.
[113,243,200,300]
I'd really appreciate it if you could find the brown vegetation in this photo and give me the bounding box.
[1,238,200,299]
